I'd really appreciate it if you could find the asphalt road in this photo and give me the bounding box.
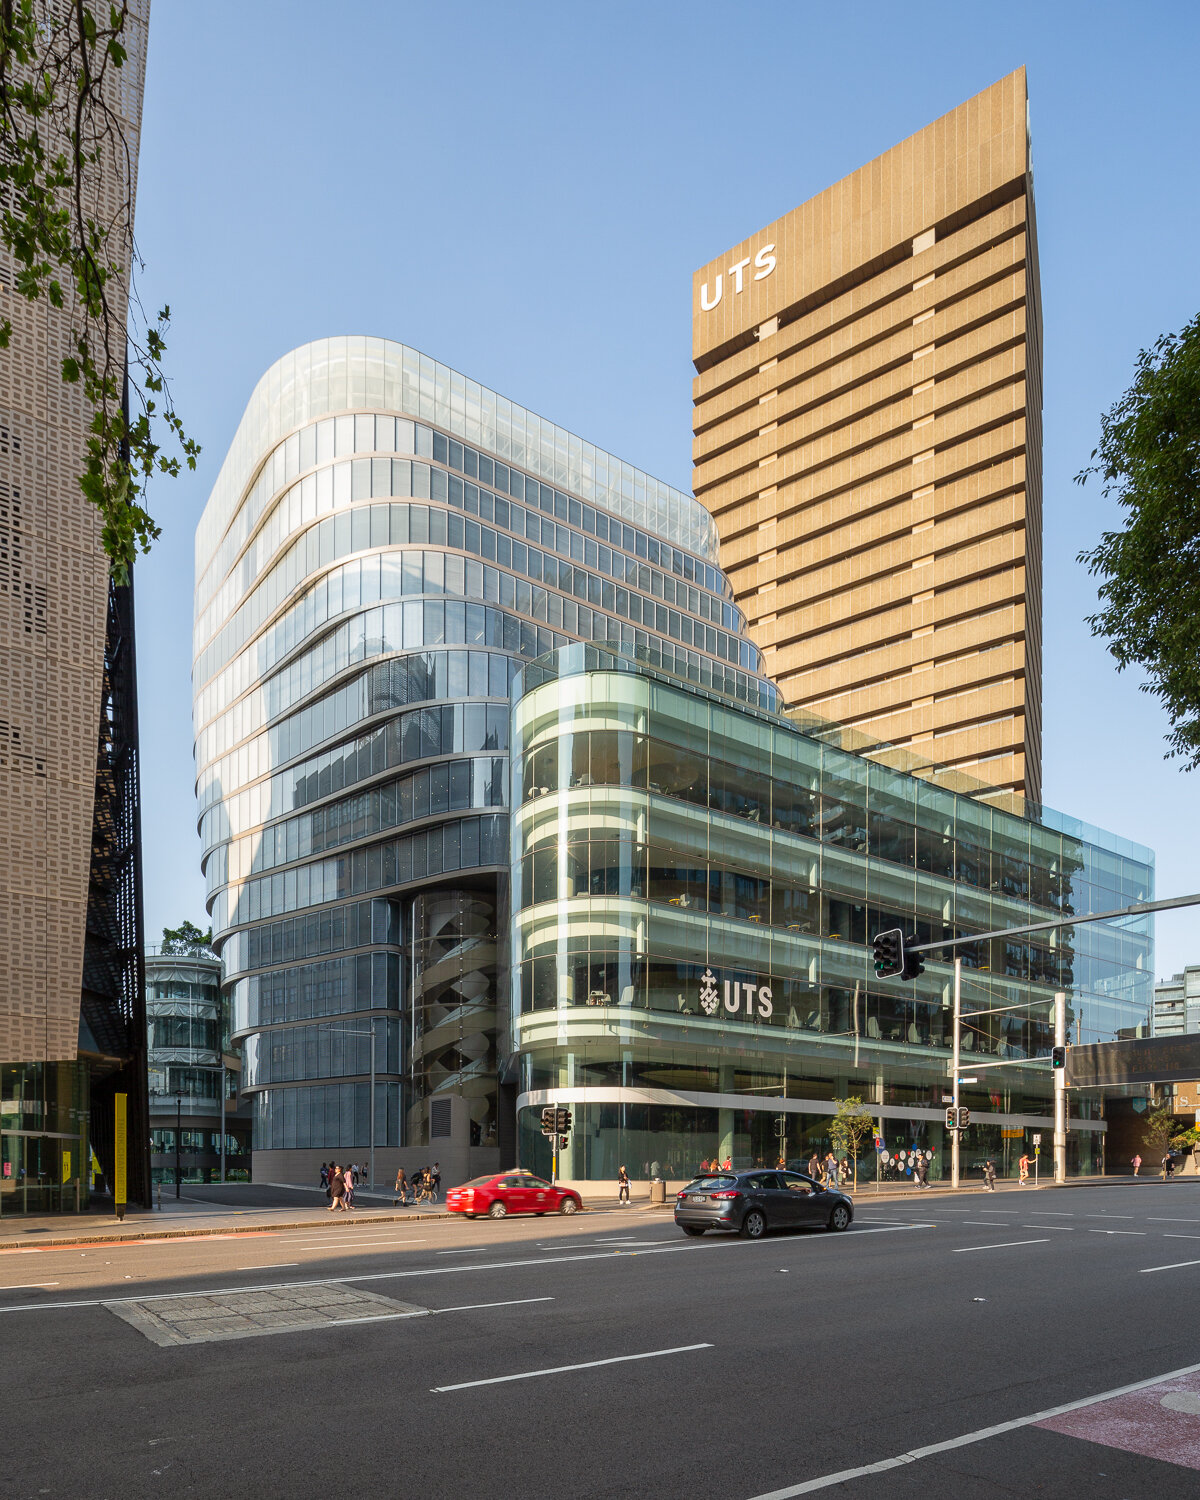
[4,1181,1200,1499]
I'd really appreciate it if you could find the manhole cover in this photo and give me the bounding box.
[107,1282,427,1346]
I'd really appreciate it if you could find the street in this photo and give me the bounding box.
[4,1181,1200,1498]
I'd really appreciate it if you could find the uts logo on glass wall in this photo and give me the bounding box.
[698,967,773,1019]
[698,243,776,312]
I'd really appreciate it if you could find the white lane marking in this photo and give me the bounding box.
[438,1249,490,1256]
[432,1342,712,1393]
[1140,1257,1200,1274]
[952,1239,1051,1253]
[0,1225,941,1317]
[744,1357,1200,1497]
[1164,1234,1200,1240]
[1087,1229,1144,1236]
[284,1238,428,1250]
[590,1237,640,1243]
[327,1296,555,1327]
[1027,1211,1074,1217]
[1148,1217,1200,1224]
[1085,1214,1134,1220]
[0,1282,60,1290]
[961,1220,1018,1227]
[234,1263,299,1271]
[1022,1225,1074,1231]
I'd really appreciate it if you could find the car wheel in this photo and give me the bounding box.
[488,1201,507,1219]
[740,1208,767,1240]
[828,1204,851,1232]
[558,1197,578,1215]
[682,1226,705,1237]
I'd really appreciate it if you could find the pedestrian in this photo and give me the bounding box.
[344,1167,355,1209]
[722,1157,732,1171]
[983,1158,996,1192]
[699,1157,710,1174]
[1019,1153,1030,1185]
[328,1164,346,1212]
[319,1162,329,1191]
[1166,1154,1176,1180]
[808,1151,822,1183]
[617,1164,630,1205]
[1161,1153,1173,1181]
[824,1151,839,1189]
[430,1162,441,1201]
[393,1166,408,1206]
[1131,1153,1142,1178]
[840,1155,852,1185]
[916,1154,929,1189]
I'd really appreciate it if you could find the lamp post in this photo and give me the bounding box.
[328,1024,377,1189]
[175,1092,182,1200]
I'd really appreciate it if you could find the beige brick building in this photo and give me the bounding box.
[691,69,1042,804]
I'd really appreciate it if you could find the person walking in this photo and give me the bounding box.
[343,1167,355,1210]
[430,1162,441,1201]
[319,1162,329,1192]
[808,1151,822,1183]
[916,1154,929,1189]
[983,1158,996,1192]
[1162,1152,1173,1182]
[393,1166,408,1206]
[1018,1153,1030,1185]
[824,1151,839,1189]
[328,1164,347,1212]
[617,1165,630,1205]
[1131,1153,1142,1178]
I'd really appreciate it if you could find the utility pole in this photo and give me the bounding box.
[219,1059,227,1184]
[1054,991,1067,1185]
[175,1093,181,1200]
[951,958,962,1190]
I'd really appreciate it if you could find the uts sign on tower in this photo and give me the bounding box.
[698,244,777,312]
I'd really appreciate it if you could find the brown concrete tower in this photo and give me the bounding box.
[691,69,1042,804]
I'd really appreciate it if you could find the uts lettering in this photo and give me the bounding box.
[699,243,776,312]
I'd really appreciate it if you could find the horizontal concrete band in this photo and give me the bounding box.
[516,1085,1105,1133]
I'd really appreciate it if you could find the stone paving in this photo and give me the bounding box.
[106,1282,429,1346]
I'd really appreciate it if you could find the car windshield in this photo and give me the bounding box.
[460,1175,499,1188]
[687,1175,737,1190]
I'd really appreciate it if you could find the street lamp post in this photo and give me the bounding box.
[328,1024,377,1189]
[175,1093,182,1200]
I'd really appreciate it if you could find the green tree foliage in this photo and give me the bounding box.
[0,1,198,581]
[160,920,213,957]
[1077,312,1200,766]
[1141,1103,1178,1159]
[829,1096,874,1189]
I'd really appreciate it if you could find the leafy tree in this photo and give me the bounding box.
[0,0,198,581]
[1076,312,1200,766]
[829,1096,875,1189]
[1141,1103,1177,1161]
[160,920,213,957]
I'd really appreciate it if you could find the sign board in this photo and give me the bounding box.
[1032,1133,1042,1145]
[1067,1035,1200,1088]
[941,1093,954,1104]
[1001,1128,1024,1139]
[114,1092,127,1213]
[697,968,773,1019]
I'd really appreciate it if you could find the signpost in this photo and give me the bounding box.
[113,1092,127,1221]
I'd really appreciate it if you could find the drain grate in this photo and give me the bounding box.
[106,1282,428,1346]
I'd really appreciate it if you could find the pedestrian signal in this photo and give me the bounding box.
[872,928,905,978]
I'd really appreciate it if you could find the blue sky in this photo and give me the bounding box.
[133,0,1200,980]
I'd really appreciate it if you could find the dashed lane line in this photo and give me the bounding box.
[1140,1257,1200,1274]
[952,1239,1051,1253]
[432,1342,713,1393]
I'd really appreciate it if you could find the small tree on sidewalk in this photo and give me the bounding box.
[829,1097,875,1190]
[1142,1103,1178,1167]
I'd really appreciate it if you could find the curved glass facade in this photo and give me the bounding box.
[194,340,771,1172]
[510,646,1154,1183]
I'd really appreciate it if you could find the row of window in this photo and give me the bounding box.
[242,1018,402,1088]
[214,813,508,934]
[149,1017,221,1053]
[251,1082,404,1151]
[212,754,506,889]
[195,493,753,701]
[517,727,1077,907]
[222,898,399,980]
[197,471,738,666]
[200,650,514,849]
[515,954,1057,1060]
[199,408,720,626]
[150,1130,249,1156]
[231,953,402,1035]
[515,841,1073,986]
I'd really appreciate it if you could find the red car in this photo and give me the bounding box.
[446,1170,581,1220]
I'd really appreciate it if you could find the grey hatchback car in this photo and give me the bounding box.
[674,1169,853,1239]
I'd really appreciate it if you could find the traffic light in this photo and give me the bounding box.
[944,1107,970,1130]
[559,1135,570,1150]
[958,1107,970,1129]
[872,928,905,978]
[540,1106,556,1134]
[554,1107,572,1134]
[1051,1046,1066,1070]
[945,1107,956,1131]
[901,935,925,981]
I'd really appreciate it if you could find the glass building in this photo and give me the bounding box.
[194,338,772,1184]
[510,645,1154,1183]
[146,948,251,1184]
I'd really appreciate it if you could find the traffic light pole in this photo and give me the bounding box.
[1054,991,1067,1185]
[951,958,961,1190]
